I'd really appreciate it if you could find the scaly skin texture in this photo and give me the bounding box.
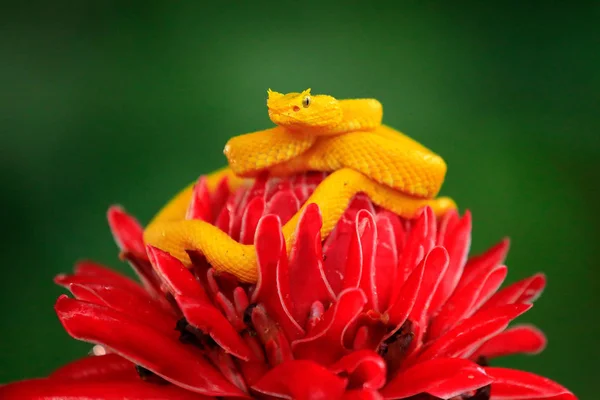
[143,89,456,282]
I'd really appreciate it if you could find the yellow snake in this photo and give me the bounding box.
[143,89,456,283]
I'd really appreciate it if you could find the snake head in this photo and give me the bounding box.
[266,88,343,130]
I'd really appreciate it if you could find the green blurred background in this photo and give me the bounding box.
[2,1,598,397]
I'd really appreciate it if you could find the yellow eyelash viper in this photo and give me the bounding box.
[143,89,457,283]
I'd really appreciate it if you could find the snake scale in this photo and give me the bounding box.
[143,89,456,282]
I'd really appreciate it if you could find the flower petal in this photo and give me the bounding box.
[356,210,378,309]
[485,367,577,399]
[428,210,472,315]
[206,348,249,393]
[0,379,213,399]
[323,195,375,294]
[373,212,401,311]
[292,288,367,365]
[239,196,266,244]
[381,358,492,399]
[177,294,254,361]
[250,304,294,366]
[214,198,233,236]
[264,176,291,202]
[55,295,243,397]
[215,292,245,331]
[328,349,387,390]
[342,389,384,400]
[385,252,425,327]
[253,214,305,340]
[55,272,147,302]
[394,207,436,291]
[186,176,213,222]
[427,263,507,341]
[229,175,267,240]
[408,246,449,325]
[416,303,532,363]
[107,205,147,261]
[206,175,232,221]
[406,246,449,349]
[72,261,148,297]
[288,203,335,326]
[252,360,347,400]
[471,324,547,360]
[107,206,164,298]
[457,238,510,292]
[147,245,210,303]
[49,354,138,382]
[435,207,460,244]
[340,211,369,292]
[481,273,546,311]
[68,283,179,338]
[265,190,300,226]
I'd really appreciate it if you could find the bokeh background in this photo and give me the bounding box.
[2,1,598,397]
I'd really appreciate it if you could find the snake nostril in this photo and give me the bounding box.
[293,106,300,112]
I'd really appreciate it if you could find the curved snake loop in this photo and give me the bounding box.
[143,89,456,282]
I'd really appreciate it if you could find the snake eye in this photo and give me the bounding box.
[302,95,311,108]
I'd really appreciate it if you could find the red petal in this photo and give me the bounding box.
[292,288,367,365]
[68,283,179,338]
[229,175,267,241]
[252,360,347,400]
[288,204,335,326]
[381,358,492,399]
[108,207,162,298]
[250,304,294,366]
[470,265,509,313]
[356,210,378,309]
[55,272,147,302]
[328,350,386,390]
[209,176,232,220]
[215,292,245,331]
[323,195,375,294]
[485,367,577,399]
[239,197,266,244]
[340,211,369,292]
[427,264,507,341]
[264,176,291,202]
[373,212,402,311]
[253,214,305,340]
[428,211,472,316]
[0,379,214,399]
[186,176,212,222]
[214,200,233,236]
[471,324,547,359]
[177,294,254,361]
[55,295,243,397]
[386,252,425,327]
[394,207,436,292]
[107,205,147,261]
[147,245,210,303]
[73,261,148,297]
[342,389,384,400]
[415,304,532,363]
[265,190,300,226]
[436,208,460,245]
[407,247,449,344]
[481,273,546,311]
[307,301,326,334]
[50,354,138,382]
[206,348,249,393]
[457,238,510,292]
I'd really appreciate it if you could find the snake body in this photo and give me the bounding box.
[143,89,456,282]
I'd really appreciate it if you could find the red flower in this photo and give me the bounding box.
[0,172,576,400]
